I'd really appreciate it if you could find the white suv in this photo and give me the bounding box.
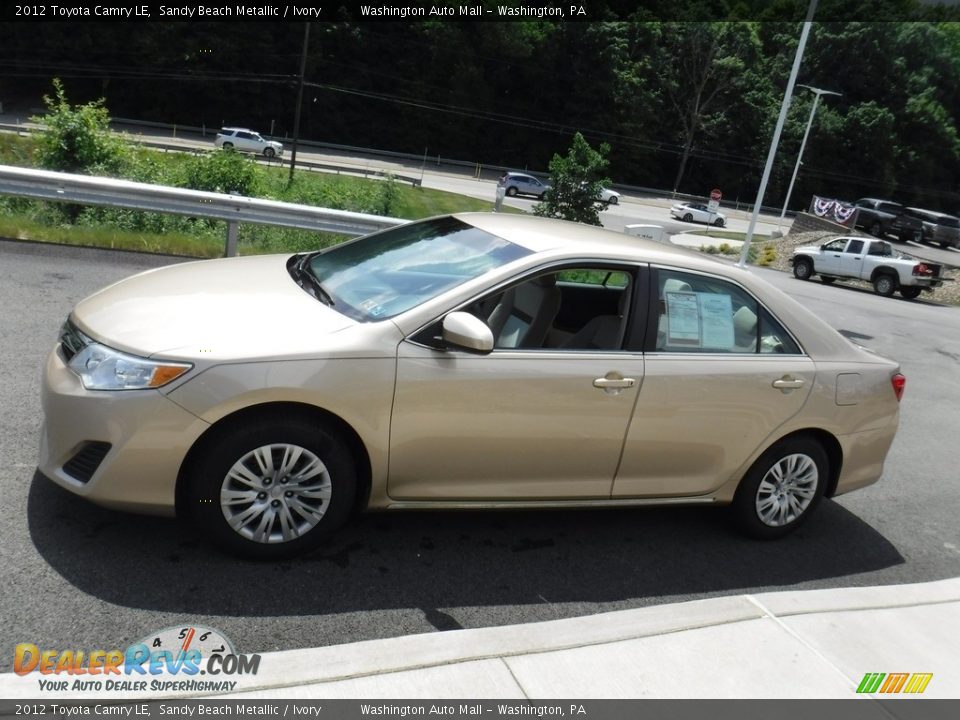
[214,128,284,158]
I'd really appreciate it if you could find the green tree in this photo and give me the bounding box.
[32,79,127,174]
[534,132,611,226]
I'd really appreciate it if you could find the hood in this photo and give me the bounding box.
[71,254,355,360]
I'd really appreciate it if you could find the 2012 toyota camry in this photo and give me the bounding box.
[39,213,904,558]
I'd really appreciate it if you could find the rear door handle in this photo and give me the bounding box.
[772,376,805,392]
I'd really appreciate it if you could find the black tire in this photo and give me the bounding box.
[793,258,813,281]
[506,187,518,197]
[732,437,828,540]
[539,193,546,200]
[682,213,693,222]
[263,147,275,158]
[869,221,882,237]
[221,142,234,150]
[713,217,725,228]
[820,276,836,285]
[899,286,922,300]
[873,273,897,297]
[608,196,619,205]
[186,416,357,559]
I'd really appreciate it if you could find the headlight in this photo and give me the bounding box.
[67,343,192,391]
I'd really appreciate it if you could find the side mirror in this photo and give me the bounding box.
[442,312,494,354]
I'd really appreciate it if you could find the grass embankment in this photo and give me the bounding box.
[0,134,503,258]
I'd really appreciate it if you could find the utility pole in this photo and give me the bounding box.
[288,22,310,185]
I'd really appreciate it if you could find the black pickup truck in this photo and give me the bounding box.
[853,198,923,242]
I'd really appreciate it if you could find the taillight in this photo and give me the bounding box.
[913,263,932,276]
[891,373,906,401]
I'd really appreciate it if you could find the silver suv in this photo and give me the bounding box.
[214,127,284,158]
[498,172,551,199]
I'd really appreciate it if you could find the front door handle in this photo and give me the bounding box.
[772,376,805,392]
[593,374,636,396]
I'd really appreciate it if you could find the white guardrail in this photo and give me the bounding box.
[0,164,407,257]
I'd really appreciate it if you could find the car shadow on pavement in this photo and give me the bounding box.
[28,471,905,618]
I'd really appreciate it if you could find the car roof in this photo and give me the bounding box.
[907,207,957,220]
[455,212,720,262]
[220,127,257,133]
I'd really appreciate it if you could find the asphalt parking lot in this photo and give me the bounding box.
[1,238,959,668]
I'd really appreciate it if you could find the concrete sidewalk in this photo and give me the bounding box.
[3,578,957,700]
[216,577,960,699]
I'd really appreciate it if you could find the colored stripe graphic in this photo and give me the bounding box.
[856,672,932,694]
[904,674,933,694]
[857,673,885,694]
[880,673,909,693]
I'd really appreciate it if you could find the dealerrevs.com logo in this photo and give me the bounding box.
[14,626,260,694]
[856,672,933,694]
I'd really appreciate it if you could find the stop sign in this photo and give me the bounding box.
[710,188,722,201]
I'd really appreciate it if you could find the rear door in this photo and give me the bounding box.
[613,267,814,498]
[839,238,866,277]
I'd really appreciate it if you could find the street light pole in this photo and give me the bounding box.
[778,85,841,227]
[738,0,818,268]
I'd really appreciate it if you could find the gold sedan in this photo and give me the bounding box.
[39,214,904,558]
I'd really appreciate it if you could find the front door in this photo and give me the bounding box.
[388,265,644,500]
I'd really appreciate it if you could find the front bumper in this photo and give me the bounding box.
[38,346,210,516]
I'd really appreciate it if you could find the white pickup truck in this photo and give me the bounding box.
[790,236,945,299]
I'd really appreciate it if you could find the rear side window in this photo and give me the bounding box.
[652,269,801,354]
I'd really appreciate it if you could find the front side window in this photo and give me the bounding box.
[653,269,800,354]
[474,266,636,351]
[304,217,531,322]
[823,238,846,251]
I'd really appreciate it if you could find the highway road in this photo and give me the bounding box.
[1,237,959,667]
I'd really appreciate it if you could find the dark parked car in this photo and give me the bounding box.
[905,208,960,249]
[853,198,922,242]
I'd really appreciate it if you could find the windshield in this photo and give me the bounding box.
[305,216,531,321]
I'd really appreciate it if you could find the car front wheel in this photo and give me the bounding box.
[793,258,813,281]
[732,437,827,539]
[608,196,618,205]
[713,217,725,227]
[264,147,276,158]
[186,416,357,559]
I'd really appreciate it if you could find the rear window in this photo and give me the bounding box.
[936,216,959,228]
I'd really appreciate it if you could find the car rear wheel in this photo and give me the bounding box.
[682,213,693,222]
[221,142,234,150]
[732,437,828,539]
[186,417,357,559]
[506,187,518,197]
[263,147,275,158]
[793,258,813,281]
[873,273,897,297]
[820,276,835,285]
[899,287,922,300]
